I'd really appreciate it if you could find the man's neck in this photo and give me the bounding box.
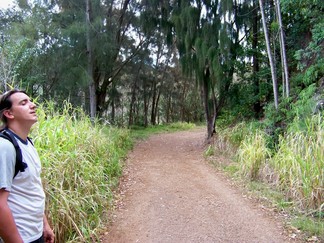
[7,124,31,141]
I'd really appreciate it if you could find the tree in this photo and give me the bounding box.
[85,0,96,119]
[275,0,289,97]
[7,0,149,117]
[251,0,262,115]
[170,0,249,139]
[259,0,279,109]
[4,0,320,130]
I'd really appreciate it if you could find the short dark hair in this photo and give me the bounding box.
[0,89,27,126]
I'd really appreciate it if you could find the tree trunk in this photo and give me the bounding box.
[95,0,132,117]
[202,68,216,141]
[252,0,261,115]
[180,84,187,122]
[166,94,171,123]
[111,98,115,122]
[128,79,137,127]
[259,0,279,109]
[86,0,96,120]
[151,80,157,125]
[155,89,161,124]
[128,65,142,127]
[275,0,289,97]
[143,83,148,127]
[157,93,161,125]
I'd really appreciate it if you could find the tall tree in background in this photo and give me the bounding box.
[170,0,246,139]
[259,0,279,109]
[140,0,255,139]
[275,0,289,98]
[85,0,96,119]
[2,0,321,128]
[251,0,262,115]
[3,0,148,118]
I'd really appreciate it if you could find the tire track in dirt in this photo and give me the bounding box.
[101,128,297,243]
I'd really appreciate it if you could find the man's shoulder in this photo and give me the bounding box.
[0,137,16,151]
[0,137,16,171]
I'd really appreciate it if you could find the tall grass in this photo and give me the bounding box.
[211,115,323,238]
[237,131,271,180]
[31,101,132,243]
[271,115,323,210]
[213,121,261,158]
[225,115,323,211]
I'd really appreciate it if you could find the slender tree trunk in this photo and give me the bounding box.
[166,94,171,123]
[150,80,157,125]
[259,0,279,109]
[86,0,96,120]
[128,79,137,127]
[135,101,140,125]
[155,89,161,124]
[143,84,148,127]
[128,65,142,127]
[252,0,261,115]
[275,0,289,97]
[180,84,187,122]
[150,43,163,126]
[111,98,115,122]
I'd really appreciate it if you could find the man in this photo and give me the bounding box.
[0,89,54,243]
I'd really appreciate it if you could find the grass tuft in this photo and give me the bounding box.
[237,131,271,180]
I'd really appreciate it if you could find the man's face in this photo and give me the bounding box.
[8,92,38,124]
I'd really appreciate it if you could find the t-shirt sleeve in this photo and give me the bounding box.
[0,137,16,191]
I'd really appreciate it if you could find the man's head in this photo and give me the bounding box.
[0,89,37,129]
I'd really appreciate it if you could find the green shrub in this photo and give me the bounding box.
[263,84,319,150]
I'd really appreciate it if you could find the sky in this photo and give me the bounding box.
[0,0,14,10]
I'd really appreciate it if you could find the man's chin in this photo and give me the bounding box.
[29,118,38,124]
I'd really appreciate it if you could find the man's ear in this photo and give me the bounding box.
[3,110,14,120]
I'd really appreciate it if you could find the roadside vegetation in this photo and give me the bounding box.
[31,102,132,243]
[207,90,324,241]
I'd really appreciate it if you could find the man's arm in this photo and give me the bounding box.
[43,215,54,243]
[0,189,23,243]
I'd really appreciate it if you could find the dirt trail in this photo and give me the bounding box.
[101,128,296,243]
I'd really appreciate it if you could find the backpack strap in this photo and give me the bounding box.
[27,137,34,146]
[0,129,28,179]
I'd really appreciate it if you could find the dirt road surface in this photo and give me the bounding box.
[101,128,298,243]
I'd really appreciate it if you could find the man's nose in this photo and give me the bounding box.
[30,101,37,108]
